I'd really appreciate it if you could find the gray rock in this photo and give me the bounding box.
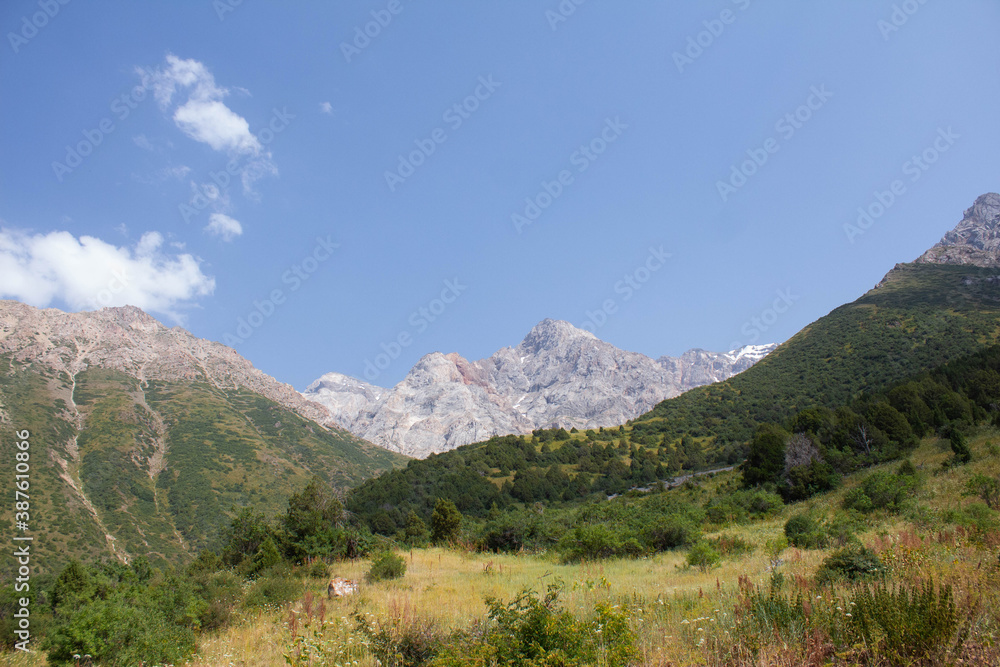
[303,319,775,458]
[915,192,1000,267]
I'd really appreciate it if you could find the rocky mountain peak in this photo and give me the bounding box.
[518,318,596,354]
[304,319,775,457]
[0,300,339,429]
[915,192,1000,267]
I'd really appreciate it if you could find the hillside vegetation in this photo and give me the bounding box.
[8,333,1000,665]
[633,263,1000,444]
[0,361,407,571]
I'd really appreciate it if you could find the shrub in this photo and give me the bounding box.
[710,535,754,557]
[842,470,917,514]
[945,502,999,535]
[430,587,636,667]
[642,516,700,551]
[686,541,721,572]
[705,489,783,524]
[196,570,242,631]
[780,460,840,502]
[557,525,644,562]
[356,612,442,667]
[308,560,329,579]
[850,580,967,663]
[784,513,827,549]
[964,473,1000,509]
[366,552,407,583]
[243,568,302,609]
[950,430,973,464]
[815,544,883,583]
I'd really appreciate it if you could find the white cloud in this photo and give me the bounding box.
[320,101,332,114]
[144,54,262,157]
[205,213,243,242]
[0,228,215,322]
[133,134,154,151]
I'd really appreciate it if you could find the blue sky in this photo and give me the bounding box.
[1,1,998,389]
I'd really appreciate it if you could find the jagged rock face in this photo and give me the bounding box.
[304,319,776,457]
[0,300,338,429]
[916,193,1000,267]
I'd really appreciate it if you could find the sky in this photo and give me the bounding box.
[1,1,999,390]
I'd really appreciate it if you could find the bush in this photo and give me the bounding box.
[705,489,784,524]
[308,560,329,579]
[557,525,644,562]
[950,430,973,464]
[709,535,754,557]
[366,552,407,583]
[842,470,917,514]
[243,568,302,609]
[784,513,827,549]
[686,541,721,572]
[815,544,883,583]
[430,587,636,667]
[356,612,442,667]
[642,516,700,551]
[196,570,242,631]
[850,580,967,663]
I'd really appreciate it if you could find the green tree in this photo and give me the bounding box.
[49,559,94,610]
[741,424,788,488]
[219,507,275,568]
[404,510,428,544]
[430,498,463,544]
[283,477,344,560]
[950,430,972,465]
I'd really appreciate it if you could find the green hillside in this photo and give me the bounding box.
[0,359,407,571]
[342,263,1000,538]
[630,262,1000,445]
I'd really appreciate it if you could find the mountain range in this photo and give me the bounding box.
[2,191,998,569]
[302,325,775,457]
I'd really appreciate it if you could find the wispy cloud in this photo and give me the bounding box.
[143,54,263,156]
[204,213,243,242]
[133,133,154,151]
[319,101,333,115]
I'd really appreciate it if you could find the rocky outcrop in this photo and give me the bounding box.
[915,193,1000,267]
[304,319,775,457]
[0,300,340,430]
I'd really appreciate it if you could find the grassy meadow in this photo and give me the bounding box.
[6,433,989,666]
